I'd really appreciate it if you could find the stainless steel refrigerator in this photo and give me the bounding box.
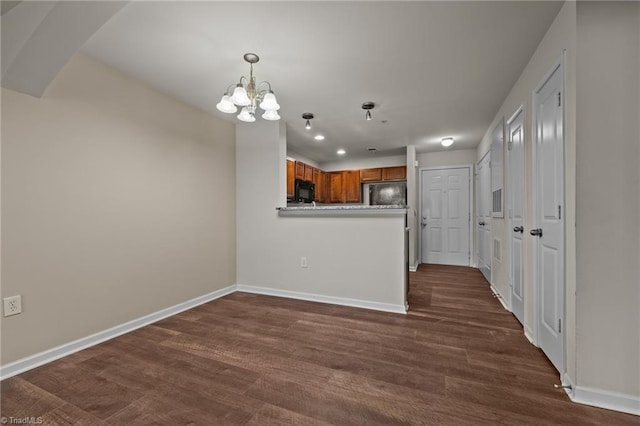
[368,182,407,206]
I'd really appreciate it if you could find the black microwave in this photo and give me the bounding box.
[294,179,315,203]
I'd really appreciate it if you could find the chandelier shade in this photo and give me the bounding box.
[262,110,280,121]
[259,92,280,111]
[216,95,237,113]
[230,85,250,106]
[216,53,280,122]
[237,107,256,123]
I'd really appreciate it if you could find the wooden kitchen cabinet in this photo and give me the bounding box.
[323,172,331,203]
[286,159,295,197]
[326,170,360,203]
[360,168,382,182]
[313,168,324,202]
[295,161,305,180]
[328,172,344,203]
[382,166,406,181]
[304,164,314,182]
[343,170,361,203]
[287,160,404,202]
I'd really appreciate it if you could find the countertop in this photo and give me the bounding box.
[277,204,407,216]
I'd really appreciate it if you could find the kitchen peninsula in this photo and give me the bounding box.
[271,203,409,313]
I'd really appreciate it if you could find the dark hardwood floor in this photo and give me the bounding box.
[1,264,637,425]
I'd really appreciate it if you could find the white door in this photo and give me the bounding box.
[476,153,491,281]
[533,61,564,373]
[420,167,470,266]
[508,108,525,325]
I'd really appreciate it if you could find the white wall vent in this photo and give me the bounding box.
[492,189,502,215]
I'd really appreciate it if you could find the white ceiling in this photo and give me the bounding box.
[80,1,563,163]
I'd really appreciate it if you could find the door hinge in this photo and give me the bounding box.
[507,140,513,151]
[557,92,561,107]
[558,205,562,220]
[558,318,562,333]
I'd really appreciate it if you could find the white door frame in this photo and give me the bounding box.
[531,53,566,365]
[475,152,491,279]
[418,165,473,266]
[506,104,525,315]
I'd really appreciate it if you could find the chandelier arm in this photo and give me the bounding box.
[225,83,236,95]
[257,81,273,93]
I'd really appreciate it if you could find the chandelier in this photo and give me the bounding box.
[216,53,280,122]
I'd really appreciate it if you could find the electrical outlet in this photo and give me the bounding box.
[300,257,308,268]
[3,295,22,317]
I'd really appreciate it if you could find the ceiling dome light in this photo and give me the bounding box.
[441,137,454,147]
[314,134,325,141]
[237,107,255,122]
[216,95,237,113]
[262,109,280,121]
[259,92,280,111]
[337,149,346,155]
[302,113,314,130]
[362,102,375,120]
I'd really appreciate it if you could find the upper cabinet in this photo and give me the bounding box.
[294,160,316,183]
[313,168,324,203]
[361,166,406,182]
[286,159,295,197]
[381,166,406,181]
[326,170,361,203]
[343,170,361,203]
[328,172,344,203]
[295,161,305,180]
[360,168,383,182]
[304,164,314,182]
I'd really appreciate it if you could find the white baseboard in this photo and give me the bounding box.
[562,372,640,416]
[409,261,419,272]
[524,326,537,346]
[0,285,236,381]
[490,285,510,311]
[562,372,576,398]
[236,284,407,314]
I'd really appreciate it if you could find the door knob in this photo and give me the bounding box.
[513,226,524,233]
[478,221,485,226]
[530,228,543,237]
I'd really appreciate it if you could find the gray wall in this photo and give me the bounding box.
[575,1,639,397]
[1,54,237,364]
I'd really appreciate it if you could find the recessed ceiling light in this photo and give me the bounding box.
[314,134,325,141]
[337,149,346,155]
[441,137,454,147]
